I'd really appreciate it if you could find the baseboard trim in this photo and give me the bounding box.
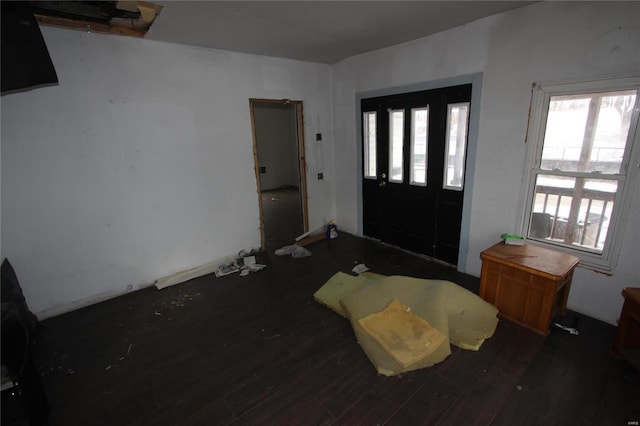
[154,255,236,290]
[36,255,237,319]
[36,284,153,320]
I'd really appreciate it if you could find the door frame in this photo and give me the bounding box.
[249,98,309,250]
[355,73,483,272]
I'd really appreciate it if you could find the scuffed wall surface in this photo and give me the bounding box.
[331,1,640,324]
[1,28,333,317]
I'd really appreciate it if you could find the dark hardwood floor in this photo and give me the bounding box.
[20,234,640,425]
[261,187,304,251]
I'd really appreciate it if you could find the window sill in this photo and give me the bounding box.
[524,238,615,275]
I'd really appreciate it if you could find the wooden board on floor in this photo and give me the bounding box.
[296,233,326,246]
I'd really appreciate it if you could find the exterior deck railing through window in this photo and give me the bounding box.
[531,184,616,252]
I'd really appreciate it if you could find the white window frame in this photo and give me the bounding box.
[518,74,640,273]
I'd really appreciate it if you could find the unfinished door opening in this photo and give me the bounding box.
[250,99,308,250]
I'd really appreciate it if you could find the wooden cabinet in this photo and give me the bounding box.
[479,242,580,335]
[612,287,640,370]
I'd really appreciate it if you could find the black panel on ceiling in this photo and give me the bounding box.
[1,1,59,95]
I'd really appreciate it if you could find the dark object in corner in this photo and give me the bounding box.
[1,1,58,95]
[612,287,640,371]
[1,258,49,425]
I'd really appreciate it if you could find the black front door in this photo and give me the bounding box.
[362,84,472,264]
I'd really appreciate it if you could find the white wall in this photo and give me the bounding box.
[1,27,334,318]
[332,1,640,324]
[2,3,638,325]
[254,104,300,191]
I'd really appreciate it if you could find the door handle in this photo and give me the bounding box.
[379,172,387,187]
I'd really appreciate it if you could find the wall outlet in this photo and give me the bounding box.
[260,166,266,174]
[317,172,324,180]
[316,133,322,141]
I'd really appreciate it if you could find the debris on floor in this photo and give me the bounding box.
[104,343,134,372]
[247,263,267,272]
[238,248,259,257]
[152,292,199,315]
[314,271,499,376]
[215,262,241,277]
[295,223,325,242]
[326,220,338,240]
[155,247,262,288]
[294,220,341,246]
[554,322,579,335]
[352,263,369,275]
[296,233,325,247]
[239,252,266,275]
[216,249,267,277]
[274,244,312,258]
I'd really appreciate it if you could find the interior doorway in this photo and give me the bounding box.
[250,99,308,250]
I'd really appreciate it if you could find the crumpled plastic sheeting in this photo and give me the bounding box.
[274,244,312,258]
[313,271,385,317]
[315,273,499,376]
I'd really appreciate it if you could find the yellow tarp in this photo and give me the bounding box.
[313,271,384,317]
[314,272,499,376]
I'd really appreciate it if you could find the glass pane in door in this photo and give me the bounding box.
[410,107,428,186]
[363,111,377,179]
[389,109,404,183]
[443,102,469,190]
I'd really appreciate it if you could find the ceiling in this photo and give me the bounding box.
[144,1,536,64]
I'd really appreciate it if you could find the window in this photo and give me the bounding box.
[389,109,405,183]
[520,75,639,272]
[363,111,377,179]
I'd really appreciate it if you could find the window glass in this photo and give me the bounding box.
[389,109,404,183]
[363,111,377,179]
[443,103,469,190]
[541,91,636,174]
[529,174,617,252]
[522,78,639,269]
[410,107,428,186]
